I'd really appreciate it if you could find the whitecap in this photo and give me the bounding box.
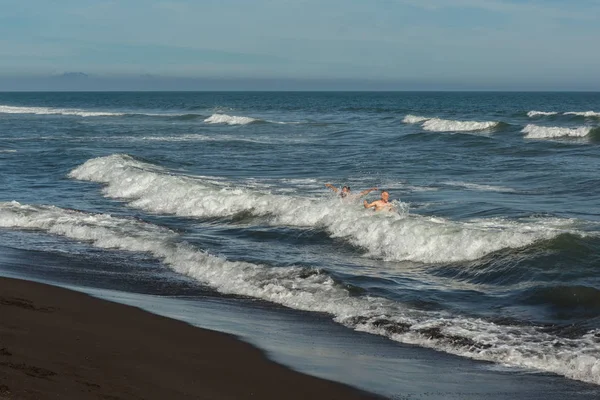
[522,124,592,139]
[0,105,124,117]
[422,118,499,132]
[204,113,258,125]
[2,200,598,386]
[527,111,558,117]
[69,154,577,264]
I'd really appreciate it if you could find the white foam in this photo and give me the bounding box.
[1,200,598,386]
[522,124,592,139]
[422,118,499,132]
[69,155,577,264]
[0,149,17,153]
[564,111,600,118]
[204,113,258,125]
[403,115,499,132]
[445,181,517,193]
[527,111,558,117]
[402,114,430,124]
[0,105,124,117]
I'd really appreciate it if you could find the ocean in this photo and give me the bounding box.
[1,91,599,394]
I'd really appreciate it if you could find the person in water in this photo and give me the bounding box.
[325,183,378,198]
[364,190,394,211]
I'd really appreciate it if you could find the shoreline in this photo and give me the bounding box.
[0,276,381,400]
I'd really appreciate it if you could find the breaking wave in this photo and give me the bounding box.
[0,105,125,117]
[204,113,260,125]
[527,111,600,119]
[522,124,594,139]
[69,154,580,264]
[0,104,195,118]
[527,111,558,117]
[564,111,600,118]
[1,200,598,386]
[403,115,500,132]
[402,114,431,124]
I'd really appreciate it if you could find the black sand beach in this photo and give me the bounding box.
[0,277,380,399]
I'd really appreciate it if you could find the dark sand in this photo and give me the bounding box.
[0,277,380,400]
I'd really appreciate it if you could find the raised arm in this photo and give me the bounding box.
[325,183,339,193]
[359,187,378,196]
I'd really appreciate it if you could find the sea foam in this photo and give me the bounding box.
[0,105,124,117]
[403,115,499,132]
[527,111,558,117]
[69,154,575,264]
[402,114,431,124]
[204,113,259,125]
[422,118,499,132]
[522,124,592,139]
[1,200,598,386]
[564,111,600,118]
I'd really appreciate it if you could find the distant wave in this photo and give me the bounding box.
[527,111,558,117]
[402,114,430,124]
[0,104,204,119]
[204,113,260,125]
[203,113,296,126]
[0,105,125,117]
[522,124,594,139]
[444,181,517,193]
[423,118,500,132]
[0,149,17,153]
[564,111,600,118]
[527,111,600,119]
[403,115,500,132]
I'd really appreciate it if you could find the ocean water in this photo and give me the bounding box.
[1,91,600,387]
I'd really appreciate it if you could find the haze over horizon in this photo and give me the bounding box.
[2,0,599,91]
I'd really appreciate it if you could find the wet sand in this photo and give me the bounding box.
[0,277,380,400]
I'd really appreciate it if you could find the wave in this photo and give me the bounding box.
[444,181,517,193]
[68,154,581,264]
[0,105,125,117]
[0,104,205,119]
[403,115,500,132]
[1,200,598,386]
[526,111,600,119]
[0,149,17,153]
[522,124,594,139]
[402,114,431,124]
[423,118,500,132]
[204,113,260,125]
[527,111,558,117]
[564,111,600,118]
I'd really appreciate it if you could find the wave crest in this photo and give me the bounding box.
[564,111,600,118]
[402,114,430,124]
[69,154,577,264]
[0,105,125,117]
[422,118,499,132]
[1,200,598,386]
[527,111,558,117]
[403,115,500,132]
[522,124,593,139]
[204,113,259,125]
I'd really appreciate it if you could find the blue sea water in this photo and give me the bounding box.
[1,91,599,388]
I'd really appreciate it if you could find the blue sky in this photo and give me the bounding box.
[1,0,599,90]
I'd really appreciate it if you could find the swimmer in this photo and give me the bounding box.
[364,190,394,212]
[325,184,377,199]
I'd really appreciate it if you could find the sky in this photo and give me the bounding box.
[1,0,599,90]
